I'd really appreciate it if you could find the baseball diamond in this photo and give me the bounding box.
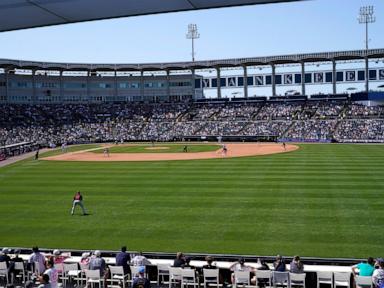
[1,2,384,287]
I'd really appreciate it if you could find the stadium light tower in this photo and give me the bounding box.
[186,24,200,62]
[358,6,375,51]
[358,6,375,93]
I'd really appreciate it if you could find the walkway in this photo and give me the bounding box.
[0,149,50,168]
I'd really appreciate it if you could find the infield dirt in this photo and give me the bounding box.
[42,143,298,162]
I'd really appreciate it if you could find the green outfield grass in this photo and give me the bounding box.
[92,144,220,153]
[0,143,383,258]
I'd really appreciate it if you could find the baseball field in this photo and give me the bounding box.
[0,143,383,258]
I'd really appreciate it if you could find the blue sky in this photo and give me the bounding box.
[0,0,382,63]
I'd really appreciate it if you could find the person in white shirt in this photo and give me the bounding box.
[229,258,255,284]
[373,258,384,288]
[28,246,46,275]
[44,260,58,288]
[131,252,151,267]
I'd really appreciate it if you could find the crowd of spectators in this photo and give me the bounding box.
[196,121,247,136]
[1,247,384,288]
[255,102,304,120]
[334,119,384,143]
[239,121,292,137]
[347,104,384,118]
[1,100,384,147]
[213,103,261,121]
[284,120,338,142]
[311,101,346,119]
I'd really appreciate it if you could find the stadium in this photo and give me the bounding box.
[0,0,384,288]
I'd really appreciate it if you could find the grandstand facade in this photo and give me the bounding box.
[1,49,384,150]
[1,48,384,104]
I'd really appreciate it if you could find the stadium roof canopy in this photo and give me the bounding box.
[1,49,384,72]
[0,0,305,32]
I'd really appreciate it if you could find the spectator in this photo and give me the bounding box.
[116,246,130,275]
[173,252,186,267]
[373,258,384,288]
[203,256,217,269]
[352,257,375,277]
[183,257,194,269]
[273,255,286,272]
[132,266,150,288]
[38,274,51,288]
[131,252,151,267]
[89,250,106,276]
[11,249,24,263]
[28,246,46,275]
[51,249,68,265]
[44,259,58,288]
[290,256,304,273]
[80,252,91,266]
[229,258,254,284]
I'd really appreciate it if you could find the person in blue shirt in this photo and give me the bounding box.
[132,266,150,288]
[116,246,130,275]
[273,255,286,272]
[89,250,106,276]
[352,257,375,276]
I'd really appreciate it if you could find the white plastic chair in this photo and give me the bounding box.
[254,270,272,288]
[54,263,64,284]
[334,272,350,288]
[79,262,90,286]
[181,268,198,288]
[13,261,26,284]
[63,263,81,287]
[109,265,129,288]
[203,269,220,288]
[157,264,170,286]
[317,271,333,288]
[169,267,182,288]
[289,273,306,288]
[130,265,144,279]
[0,261,9,285]
[234,270,250,287]
[85,269,103,288]
[355,275,372,288]
[273,271,289,288]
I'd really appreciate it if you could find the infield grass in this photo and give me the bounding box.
[0,143,383,258]
[91,144,220,153]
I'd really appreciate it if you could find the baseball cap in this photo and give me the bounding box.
[94,250,101,257]
[53,249,61,256]
[138,266,145,273]
[82,252,90,258]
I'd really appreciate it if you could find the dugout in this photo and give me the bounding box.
[0,141,39,159]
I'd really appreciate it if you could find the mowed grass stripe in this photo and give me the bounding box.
[0,143,383,258]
